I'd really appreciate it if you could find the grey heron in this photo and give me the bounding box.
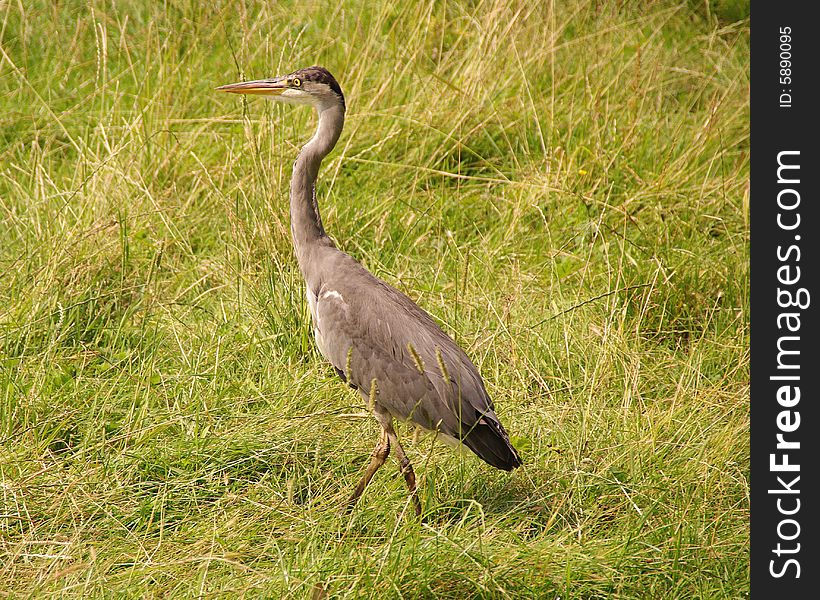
[218,66,522,515]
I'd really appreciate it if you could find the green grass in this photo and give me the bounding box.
[0,0,748,597]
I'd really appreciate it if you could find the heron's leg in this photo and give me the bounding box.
[384,424,422,517]
[346,428,390,509]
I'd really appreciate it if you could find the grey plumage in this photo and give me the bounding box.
[309,251,521,471]
[218,66,521,512]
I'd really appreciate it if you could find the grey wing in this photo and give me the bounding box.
[312,274,446,430]
[311,256,522,470]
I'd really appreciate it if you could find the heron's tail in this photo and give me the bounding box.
[462,417,523,471]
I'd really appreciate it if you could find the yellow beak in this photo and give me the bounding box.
[216,79,286,96]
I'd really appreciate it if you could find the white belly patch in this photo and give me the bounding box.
[321,289,344,301]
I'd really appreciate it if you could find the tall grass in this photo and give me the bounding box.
[1,0,748,597]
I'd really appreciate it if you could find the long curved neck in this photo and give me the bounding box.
[290,102,344,276]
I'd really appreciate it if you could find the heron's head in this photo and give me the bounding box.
[217,66,345,111]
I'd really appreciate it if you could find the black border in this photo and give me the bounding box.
[751,3,819,596]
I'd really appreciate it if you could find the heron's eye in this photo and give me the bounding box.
[292,77,302,88]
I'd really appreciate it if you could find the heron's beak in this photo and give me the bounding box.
[216,79,286,96]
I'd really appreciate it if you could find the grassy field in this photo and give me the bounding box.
[0,0,749,597]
